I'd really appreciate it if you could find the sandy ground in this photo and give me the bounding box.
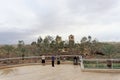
[0,64,120,80]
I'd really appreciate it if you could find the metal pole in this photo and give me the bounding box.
[96,59,98,69]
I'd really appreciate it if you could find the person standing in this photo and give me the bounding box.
[22,53,25,60]
[57,55,60,65]
[51,55,55,67]
[73,56,77,65]
[41,55,45,65]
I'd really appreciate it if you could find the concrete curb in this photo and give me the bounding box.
[0,61,75,69]
[82,69,120,73]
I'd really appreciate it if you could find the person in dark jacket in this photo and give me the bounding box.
[22,54,25,60]
[51,55,55,67]
[73,56,78,65]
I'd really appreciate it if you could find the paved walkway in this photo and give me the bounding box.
[0,64,120,80]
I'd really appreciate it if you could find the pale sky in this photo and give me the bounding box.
[0,0,120,44]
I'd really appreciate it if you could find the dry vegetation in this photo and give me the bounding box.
[0,35,120,59]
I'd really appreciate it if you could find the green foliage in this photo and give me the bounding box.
[1,35,120,58]
[1,45,14,58]
[100,43,115,58]
[80,36,100,56]
[18,40,24,47]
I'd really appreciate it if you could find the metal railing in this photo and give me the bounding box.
[0,55,80,67]
[80,58,120,69]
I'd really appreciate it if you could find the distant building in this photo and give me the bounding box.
[68,35,75,53]
[83,48,90,56]
[56,35,62,44]
[69,35,75,47]
[69,34,74,41]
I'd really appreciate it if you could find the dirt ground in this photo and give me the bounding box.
[0,64,120,80]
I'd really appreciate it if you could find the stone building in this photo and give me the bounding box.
[69,34,74,41]
[55,35,62,44]
[69,35,75,47]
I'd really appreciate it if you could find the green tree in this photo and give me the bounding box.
[50,40,56,53]
[2,45,14,58]
[37,36,43,47]
[80,36,100,56]
[43,35,53,53]
[17,40,26,57]
[81,36,87,43]
[80,36,87,54]
[31,41,37,46]
[18,40,24,47]
[101,43,114,58]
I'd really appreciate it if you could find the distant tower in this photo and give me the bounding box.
[69,35,74,41]
[69,34,75,48]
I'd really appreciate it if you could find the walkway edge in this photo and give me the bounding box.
[82,69,120,73]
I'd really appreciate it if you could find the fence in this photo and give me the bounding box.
[0,55,80,67]
[80,58,120,69]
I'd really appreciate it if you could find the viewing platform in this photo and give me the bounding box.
[0,55,120,80]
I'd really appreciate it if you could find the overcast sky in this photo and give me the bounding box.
[0,0,120,44]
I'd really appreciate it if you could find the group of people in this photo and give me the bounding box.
[41,55,80,67]
[41,55,60,67]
